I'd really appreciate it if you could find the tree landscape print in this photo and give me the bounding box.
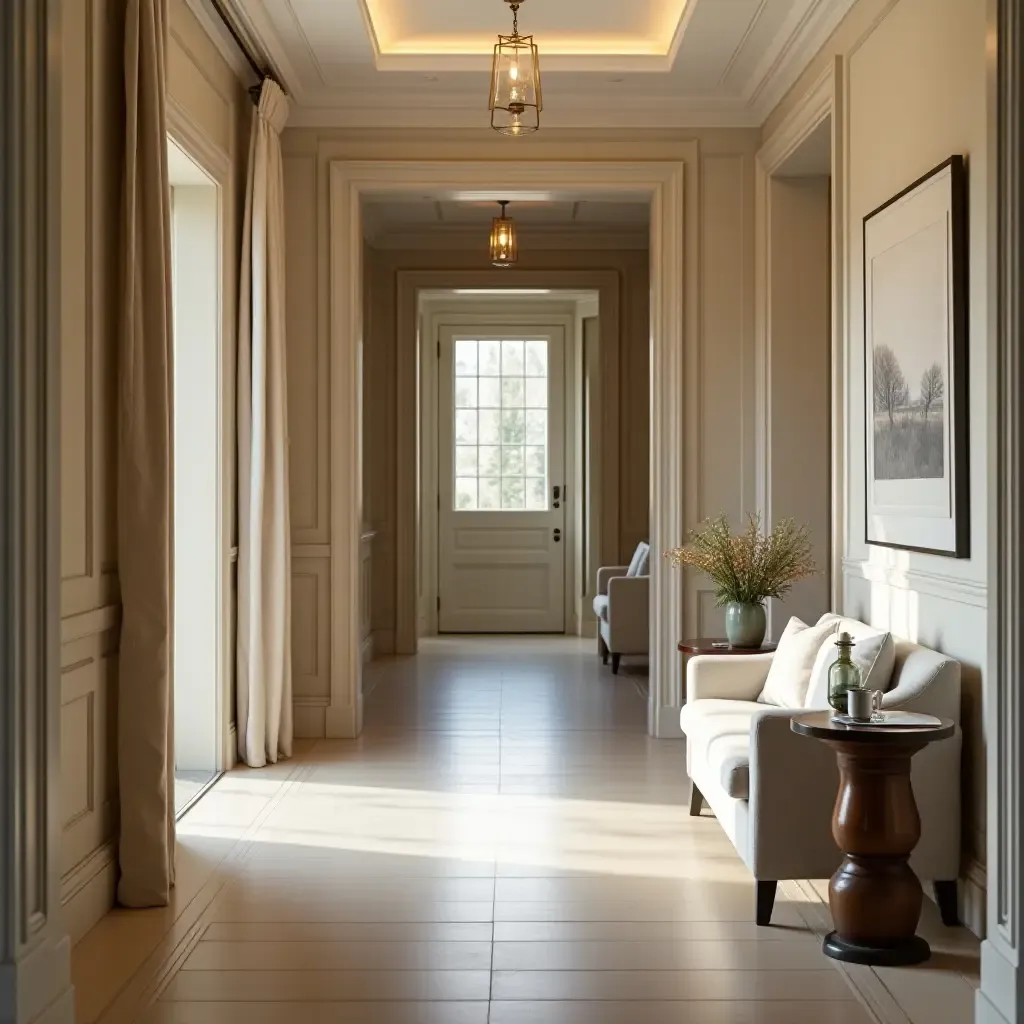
[872,343,945,480]
[863,155,967,558]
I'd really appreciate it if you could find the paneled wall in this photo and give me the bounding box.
[59,0,250,944]
[280,128,760,734]
[767,0,991,932]
[59,0,124,946]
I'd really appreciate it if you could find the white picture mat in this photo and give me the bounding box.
[864,164,962,553]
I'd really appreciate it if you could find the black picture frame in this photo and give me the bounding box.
[862,155,969,558]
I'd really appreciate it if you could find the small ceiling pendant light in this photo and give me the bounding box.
[489,201,518,266]
[489,0,542,136]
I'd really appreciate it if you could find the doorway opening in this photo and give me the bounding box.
[757,113,834,637]
[412,288,609,641]
[333,162,683,739]
[167,138,226,816]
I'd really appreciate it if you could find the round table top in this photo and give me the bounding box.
[677,638,777,656]
[791,710,955,744]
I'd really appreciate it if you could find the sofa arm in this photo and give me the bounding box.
[882,643,962,722]
[606,575,649,652]
[748,709,842,881]
[686,653,773,704]
[597,566,630,596]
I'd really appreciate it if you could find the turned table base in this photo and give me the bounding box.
[791,712,955,967]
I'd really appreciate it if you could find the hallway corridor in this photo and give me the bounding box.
[73,637,976,1023]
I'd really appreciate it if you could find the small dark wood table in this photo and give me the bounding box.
[677,638,777,656]
[791,711,956,966]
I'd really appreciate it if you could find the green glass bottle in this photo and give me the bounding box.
[828,632,863,716]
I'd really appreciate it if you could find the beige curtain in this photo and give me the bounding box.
[237,80,293,767]
[117,0,175,906]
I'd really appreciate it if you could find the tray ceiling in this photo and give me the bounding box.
[203,0,856,128]
[360,0,688,59]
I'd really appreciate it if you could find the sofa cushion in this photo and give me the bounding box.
[592,594,610,623]
[757,616,841,708]
[626,541,650,577]
[679,699,760,800]
[804,618,896,709]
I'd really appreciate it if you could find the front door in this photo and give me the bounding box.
[438,326,566,633]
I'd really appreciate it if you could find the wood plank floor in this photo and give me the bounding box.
[72,636,978,1024]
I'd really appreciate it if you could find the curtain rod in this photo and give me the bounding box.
[206,0,281,104]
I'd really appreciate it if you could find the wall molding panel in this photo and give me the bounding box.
[1,0,74,1017]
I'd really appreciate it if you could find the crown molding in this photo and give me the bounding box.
[747,0,857,121]
[180,0,258,84]
[213,0,308,102]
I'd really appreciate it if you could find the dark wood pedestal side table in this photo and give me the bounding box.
[791,711,955,966]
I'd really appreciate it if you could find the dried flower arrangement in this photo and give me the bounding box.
[665,513,816,607]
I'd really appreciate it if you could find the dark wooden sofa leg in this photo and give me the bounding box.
[756,881,778,926]
[611,653,621,674]
[688,782,704,817]
[934,880,959,926]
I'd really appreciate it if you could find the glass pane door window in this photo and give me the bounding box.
[452,338,549,510]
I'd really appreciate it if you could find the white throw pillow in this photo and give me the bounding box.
[626,541,650,577]
[804,623,896,710]
[757,616,841,708]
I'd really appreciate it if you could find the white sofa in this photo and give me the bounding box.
[593,542,649,674]
[679,613,962,926]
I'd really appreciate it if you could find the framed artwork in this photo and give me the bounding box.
[863,155,969,558]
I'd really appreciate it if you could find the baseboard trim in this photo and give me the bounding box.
[372,628,395,655]
[62,840,117,945]
[650,701,684,739]
[293,706,326,738]
[976,990,1014,1024]
[961,858,986,938]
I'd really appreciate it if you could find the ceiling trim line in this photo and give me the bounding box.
[745,0,857,121]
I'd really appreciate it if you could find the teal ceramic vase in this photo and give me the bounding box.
[725,601,767,648]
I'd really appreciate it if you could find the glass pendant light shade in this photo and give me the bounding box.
[489,201,518,266]
[489,0,542,136]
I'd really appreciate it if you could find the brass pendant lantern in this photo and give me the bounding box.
[489,201,518,266]
[489,0,542,136]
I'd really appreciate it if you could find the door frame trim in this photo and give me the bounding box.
[424,314,575,637]
[401,270,622,652]
[165,110,237,773]
[754,58,841,630]
[330,160,685,739]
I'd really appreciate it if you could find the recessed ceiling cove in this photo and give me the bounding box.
[361,0,689,63]
[205,0,856,128]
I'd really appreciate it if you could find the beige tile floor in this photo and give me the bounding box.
[73,636,979,1024]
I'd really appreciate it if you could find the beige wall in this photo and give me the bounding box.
[281,127,760,733]
[767,0,991,931]
[59,0,250,944]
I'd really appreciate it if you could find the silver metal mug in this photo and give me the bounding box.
[847,687,883,722]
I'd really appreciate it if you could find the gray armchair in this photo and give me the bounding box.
[592,543,650,674]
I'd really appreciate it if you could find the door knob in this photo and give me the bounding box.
[553,528,561,543]
[552,485,560,509]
